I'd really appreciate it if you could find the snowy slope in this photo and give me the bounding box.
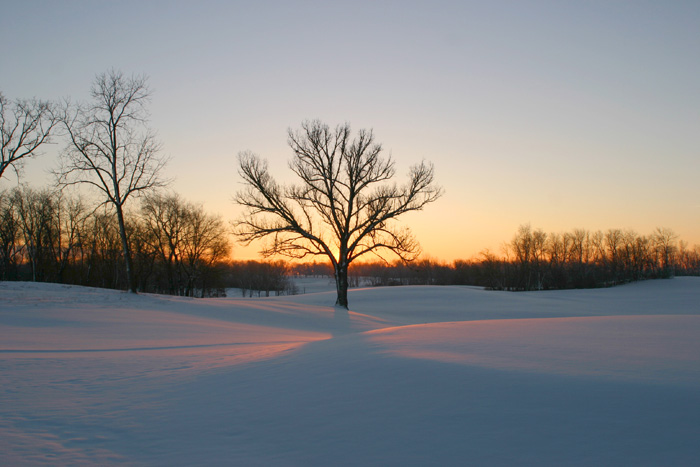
[1,278,699,466]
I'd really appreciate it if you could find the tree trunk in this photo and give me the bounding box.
[115,205,137,293]
[335,263,349,308]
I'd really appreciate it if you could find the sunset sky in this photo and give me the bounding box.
[2,1,699,261]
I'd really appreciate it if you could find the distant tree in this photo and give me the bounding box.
[1,92,58,180]
[228,260,291,297]
[58,70,169,293]
[234,120,442,308]
[509,224,548,290]
[141,193,230,296]
[127,214,160,292]
[0,190,22,279]
[652,227,678,277]
[604,229,624,283]
[140,193,186,294]
[546,233,571,289]
[180,201,230,297]
[677,241,700,276]
[12,186,56,282]
[50,192,88,283]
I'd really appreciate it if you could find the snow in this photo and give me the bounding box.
[2,278,700,466]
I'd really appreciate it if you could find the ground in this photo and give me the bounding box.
[1,278,699,465]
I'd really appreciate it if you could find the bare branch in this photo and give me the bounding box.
[1,92,59,180]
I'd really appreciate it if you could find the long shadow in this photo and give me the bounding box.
[332,306,351,336]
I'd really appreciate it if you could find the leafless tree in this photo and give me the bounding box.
[234,120,442,308]
[50,191,89,283]
[1,92,58,180]
[57,70,169,293]
[652,227,678,277]
[0,190,22,279]
[508,224,549,290]
[11,186,55,281]
[141,193,185,294]
[141,193,230,296]
[180,201,230,297]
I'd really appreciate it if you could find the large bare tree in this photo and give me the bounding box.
[234,120,442,308]
[1,92,58,180]
[58,70,168,293]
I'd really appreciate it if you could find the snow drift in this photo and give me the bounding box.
[1,278,699,465]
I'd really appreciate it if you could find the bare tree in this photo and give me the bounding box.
[141,193,230,296]
[180,201,230,297]
[508,224,548,290]
[234,120,442,308]
[141,193,186,294]
[1,92,58,180]
[12,186,55,282]
[58,70,169,293]
[652,227,678,277]
[0,190,22,279]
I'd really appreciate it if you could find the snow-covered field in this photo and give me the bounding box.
[2,278,700,466]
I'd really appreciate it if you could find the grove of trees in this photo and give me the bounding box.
[0,186,230,297]
[345,224,700,290]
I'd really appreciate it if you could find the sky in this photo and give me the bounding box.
[1,0,699,261]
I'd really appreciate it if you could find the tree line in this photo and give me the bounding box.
[346,224,700,290]
[0,185,321,297]
[0,187,231,296]
[2,187,698,296]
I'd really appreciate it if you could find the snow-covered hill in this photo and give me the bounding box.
[2,278,699,465]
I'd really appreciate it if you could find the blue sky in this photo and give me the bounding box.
[2,0,699,260]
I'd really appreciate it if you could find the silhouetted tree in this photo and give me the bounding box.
[1,92,58,180]
[0,190,22,279]
[227,260,291,297]
[141,193,230,296]
[653,227,678,277]
[141,193,186,294]
[12,186,56,281]
[180,201,230,297]
[508,224,548,290]
[677,241,700,276]
[234,120,442,308]
[58,70,169,293]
